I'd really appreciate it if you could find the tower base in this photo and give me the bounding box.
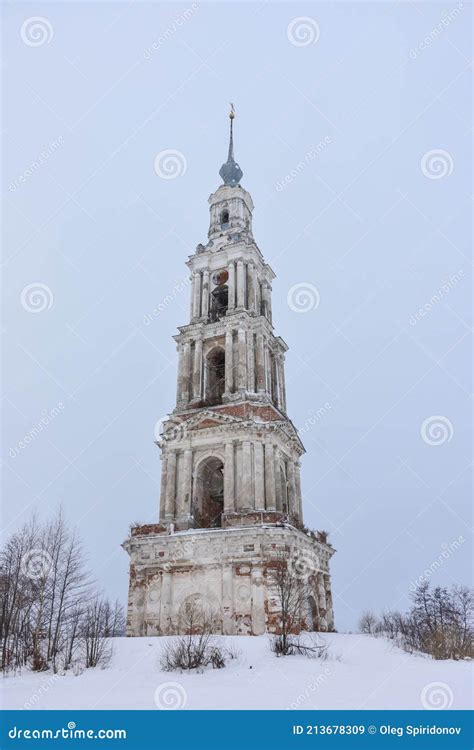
[123,525,335,636]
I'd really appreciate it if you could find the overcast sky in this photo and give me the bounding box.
[2,1,472,631]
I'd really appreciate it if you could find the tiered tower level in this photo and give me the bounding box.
[124,112,335,636]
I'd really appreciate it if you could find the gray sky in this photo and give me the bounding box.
[2,1,472,631]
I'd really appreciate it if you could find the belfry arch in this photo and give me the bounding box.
[204,346,225,405]
[192,455,224,529]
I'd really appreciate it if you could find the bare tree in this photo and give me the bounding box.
[267,561,327,658]
[0,518,38,671]
[359,611,378,635]
[0,511,124,674]
[81,594,116,668]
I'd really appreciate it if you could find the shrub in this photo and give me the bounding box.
[362,583,473,660]
[160,600,229,672]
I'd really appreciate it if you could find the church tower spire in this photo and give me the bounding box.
[219,104,243,187]
[124,111,335,639]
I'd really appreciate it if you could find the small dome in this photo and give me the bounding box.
[219,158,243,187]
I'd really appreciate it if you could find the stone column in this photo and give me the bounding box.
[317,572,328,631]
[287,461,297,517]
[236,259,245,308]
[189,274,195,320]
[192,338,202,401]
[176,344,184,404]
[295,462,303,521]
[241,441,252,509]
[159,454,168,521]
[228,262,235,311]
[237,329,247,391]
[254,442,265,510]
[264,443,276,510]
[251,567,266,635]
[180,341,191,404]
[165,451,177,519]
[222,565,234,634]
[263,342,270,394]
[278,356,287,412]
[201,270,209,320]
[159,571,172,634]
[269,353,276,403]
[256,332,265,393]
[224,442,234,513]
[262,283,269,319]
[192,272,201,319]
[127,571,146,636]
[225,329,234,394]
[256,279,262,316]
[324,574,334,631]
[273,449,282,512]
[274,356,282,409]
[247,331,255,392]
[180,449,192,520]
[266,283,272,323]
[247,263,254,313]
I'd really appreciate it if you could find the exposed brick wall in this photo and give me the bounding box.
[130,523,166,537]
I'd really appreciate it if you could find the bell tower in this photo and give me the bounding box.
[124,109,335,637]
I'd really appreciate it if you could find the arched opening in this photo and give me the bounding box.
[193,456,224,529]
[220,209,229,228]
[205,347,225,405]
[210,284,228,322]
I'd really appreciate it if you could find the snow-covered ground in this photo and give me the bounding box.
[1,634,471,711]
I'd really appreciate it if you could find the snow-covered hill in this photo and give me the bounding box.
[1,634,471,711]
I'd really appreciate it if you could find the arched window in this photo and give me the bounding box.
[220,209,229,228]
[205,348,225,405]
[193,456,224,528]
[210,284,228,322]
